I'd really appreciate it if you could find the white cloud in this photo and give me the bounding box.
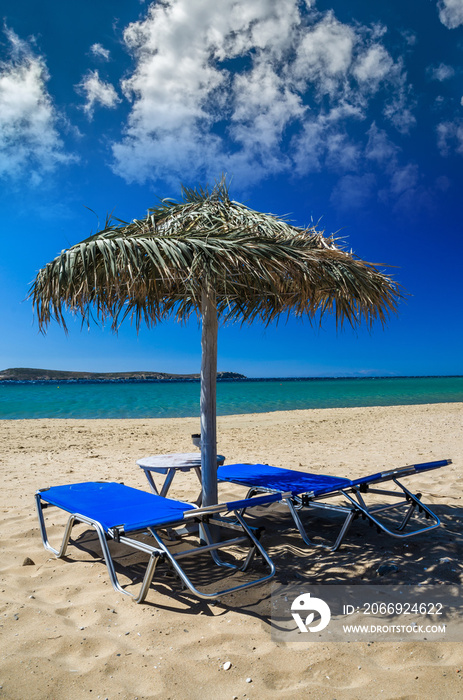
[90,43,110,61]
[228,57,305,171]
[291,112,362,176]
[389,163,419,195]
[400,29,417,46]
[427,63,455,81]
[291,12,356,96]
[363,124,422,211]
[383,74,416,134]
[0,28,72,183]
[437,0,463,29]
[365,123,399,166]
[330,173,376,210]
[290,118,326,174]
[112,0,306,183]
[76,70,121,118]
[437,119,463,154]
[325,132,360,171]
[352,44,393,87]
[110,0,415,191]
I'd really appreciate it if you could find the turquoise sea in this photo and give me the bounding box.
[0,376,462,419]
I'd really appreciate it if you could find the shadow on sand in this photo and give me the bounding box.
[58,500,462,628]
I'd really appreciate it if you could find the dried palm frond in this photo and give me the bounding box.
[30,178,402,332]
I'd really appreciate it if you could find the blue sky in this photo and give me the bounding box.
[0,0,462,378]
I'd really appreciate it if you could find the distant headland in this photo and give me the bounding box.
[0,367,246,382]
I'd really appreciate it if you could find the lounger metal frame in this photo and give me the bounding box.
[35,486,282,603]
[233,460,451,552]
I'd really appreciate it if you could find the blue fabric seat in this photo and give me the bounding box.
[35,481,279,604]
[218,463,352,496]
[217,459,451,551]
[40,481,195,532]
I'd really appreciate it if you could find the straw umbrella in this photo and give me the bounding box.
[30,179,401,506]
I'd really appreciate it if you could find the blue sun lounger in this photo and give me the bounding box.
[35,481,283,603]
[217,459,451,551]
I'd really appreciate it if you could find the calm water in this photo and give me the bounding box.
[0,377,462,419]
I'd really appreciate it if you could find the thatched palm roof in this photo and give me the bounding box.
[31,180,401,331]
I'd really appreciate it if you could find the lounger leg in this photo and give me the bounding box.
[332,511,356,551]
[393,482,440,530]
[200,520,240,570]
[133,554,159,604]
[188,517,261,573]
[209,515,261,573]
[35,494,77,557]
[285,497,355,551]
[36,496,158,600]
[146,515,275,599]
[234,512,266,572]
[396,501,417,532]
[341,486,440,538]
[70,518,162,601]
[228,489,356,552]
[72,514,135,598]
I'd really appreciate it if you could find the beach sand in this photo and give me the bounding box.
[1,402,462,699]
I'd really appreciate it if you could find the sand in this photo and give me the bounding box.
[0,402,462,699]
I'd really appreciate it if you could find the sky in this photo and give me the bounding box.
[0,0,462,378]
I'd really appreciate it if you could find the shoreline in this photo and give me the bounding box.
[1,398,462,420]
[1,402,462,699]
[1,398,463,422]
